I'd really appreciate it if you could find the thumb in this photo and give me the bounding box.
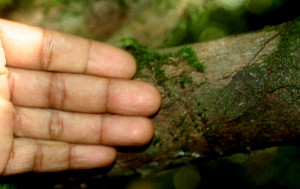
[0,39,14,175]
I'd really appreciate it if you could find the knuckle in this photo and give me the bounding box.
[40,28,55,71]
[48,73,66,110]
[67,144,74,170]
[48,110,64,140]
[33,141,43,172]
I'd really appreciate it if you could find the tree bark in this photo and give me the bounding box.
[106,25,300,177]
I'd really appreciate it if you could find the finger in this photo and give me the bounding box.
[0,39,10,100]
[0,99,14,175]
[8,68,161,116]
[2,138,117,176]
[0,39,14,174]
[0,19,136,78]
[14,107,154,146]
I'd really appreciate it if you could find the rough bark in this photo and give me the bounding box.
[107,24,300,177]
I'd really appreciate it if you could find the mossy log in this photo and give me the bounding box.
[112,30,280,176]
[108,20,300,177]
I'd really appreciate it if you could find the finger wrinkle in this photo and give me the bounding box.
[48,110,64,141]
[83,40,92,74]
[0,27,4,52]
[40,28,54,71]
[98,114,104,144]
[48,73,67,110]
[33,141,43,172]
[1,141,15,176]
[12,107,23,137]
[0,28,3,41]
[7,70,14,102]
[104,79,111,113]
[68,144,75,170]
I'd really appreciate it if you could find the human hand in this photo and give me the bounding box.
[0,19,161,176]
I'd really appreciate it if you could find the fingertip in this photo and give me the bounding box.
[121,50,137,79]
[99,146,118,167]
[71,145,117,169]
[135,82,162,116]
[89,42,137,78]
[104,45,137,78]
[131,117,154,146]
[146,83,162,116]
[101,115,154,147]
[108,80,161,116]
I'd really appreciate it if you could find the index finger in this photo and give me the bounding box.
[0,19,136,78]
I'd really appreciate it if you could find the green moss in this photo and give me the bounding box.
[259,18,300,94]
[151,132,161,146]
[122,38,204,86]
[205,17,300,146]
[176,46,204,73]
[180,76,193,89]
[122,38,206,143]
[122,38,167,84]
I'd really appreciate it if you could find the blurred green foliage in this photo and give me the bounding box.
[173,165,201,189]
[0,0,13,9]
[162,0,293,47]
[126,146,300,189]
[37,0,140,7]
[0,184,17,189]
[0,0,131,11]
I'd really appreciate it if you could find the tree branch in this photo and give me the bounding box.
[7,22,300,184]
[107,21,300,177]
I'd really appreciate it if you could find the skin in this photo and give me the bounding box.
[0,19,161,176]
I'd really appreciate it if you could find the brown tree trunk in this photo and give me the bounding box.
[106,24,300,177]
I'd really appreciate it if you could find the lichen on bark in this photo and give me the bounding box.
[108,18,300,177]
[210,18,300,151]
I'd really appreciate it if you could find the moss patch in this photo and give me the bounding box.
[122,38,207,148]
[122,38,204,86]
[205,17,300,148]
